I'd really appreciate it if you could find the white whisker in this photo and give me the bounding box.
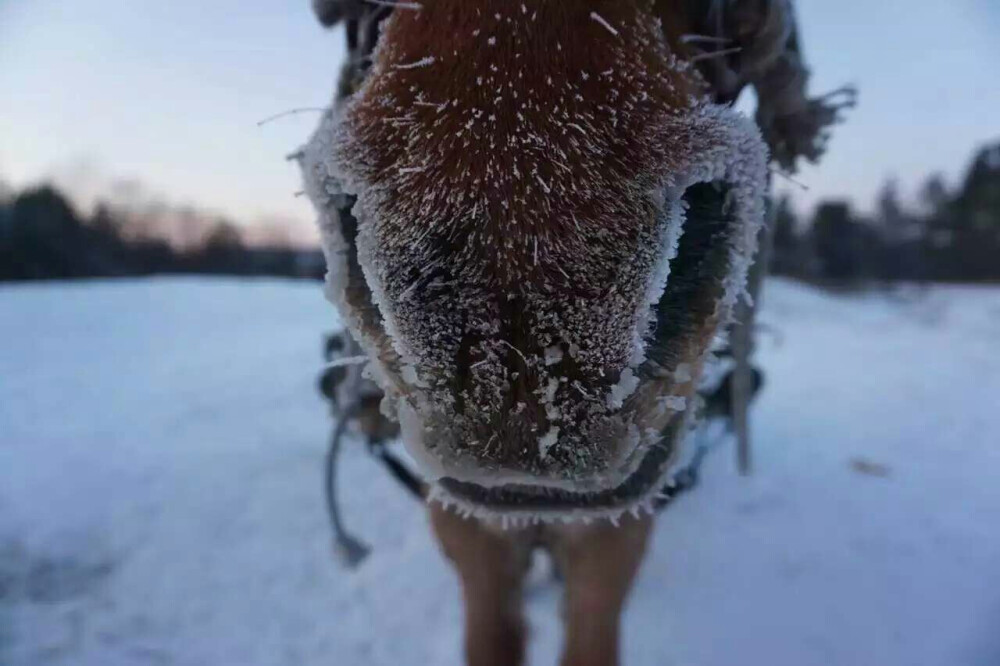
[689,46,742,63]
[770,167,810,191]
[364,0,421,10]
[589,11,619,37]
[256,107,327,127]
[394,56,436,70]
[680,34,731,45]
[324,355,370,369]
[497,340,529,365]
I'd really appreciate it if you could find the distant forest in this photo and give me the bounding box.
[1,140,998,284]
[771,140,1000,285]
[0,184,324,282]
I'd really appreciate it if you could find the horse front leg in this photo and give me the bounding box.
[551,514,654,666]
[429,503,532,666]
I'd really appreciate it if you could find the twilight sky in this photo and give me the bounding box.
[1,0,998,241]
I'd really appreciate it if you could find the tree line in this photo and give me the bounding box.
[771,141,1000,285]
[1,139,997,285]
[0,185,324,281]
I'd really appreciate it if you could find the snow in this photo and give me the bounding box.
[2,277,1000,666]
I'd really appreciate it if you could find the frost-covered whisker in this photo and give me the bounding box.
[680,34,732,45]
[769,166,810,191]
[364,0,422,10]
[497,340,529,366]
[534,173,551,194]
[689,46,743,63]
[324,355,370,369]
[256,106,327,127]
[412,100,447,111]
[394,56,436,70]
[589,11,619,37]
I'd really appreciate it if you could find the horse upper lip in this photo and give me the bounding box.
[434,413,686,517]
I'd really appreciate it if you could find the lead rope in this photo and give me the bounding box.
[324,327,426,568]
[653,441,710,511]
[325,401,372,567]
[653,405,731,511]
[324,329,383,568]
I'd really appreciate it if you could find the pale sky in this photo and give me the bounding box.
[1,0,998,239]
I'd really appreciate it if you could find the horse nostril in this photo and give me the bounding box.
[643,180,740,374]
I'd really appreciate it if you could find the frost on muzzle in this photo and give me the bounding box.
[300,91,767,521]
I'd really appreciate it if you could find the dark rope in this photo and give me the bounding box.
[653,408,740,512]
[653,440,710,512]
[324,403,372,568]
[324,399,426,569]
[368,440,427,500]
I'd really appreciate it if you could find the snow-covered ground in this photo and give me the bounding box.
[2,277,999,666]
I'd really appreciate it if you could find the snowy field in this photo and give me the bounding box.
[2,277,999,666]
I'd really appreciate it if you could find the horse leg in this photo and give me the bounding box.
[551,514,653,666]
[429,503,531,666]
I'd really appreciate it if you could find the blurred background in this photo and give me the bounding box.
[1,1,998,665]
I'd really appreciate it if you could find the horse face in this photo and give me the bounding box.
[302,0,767,519]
